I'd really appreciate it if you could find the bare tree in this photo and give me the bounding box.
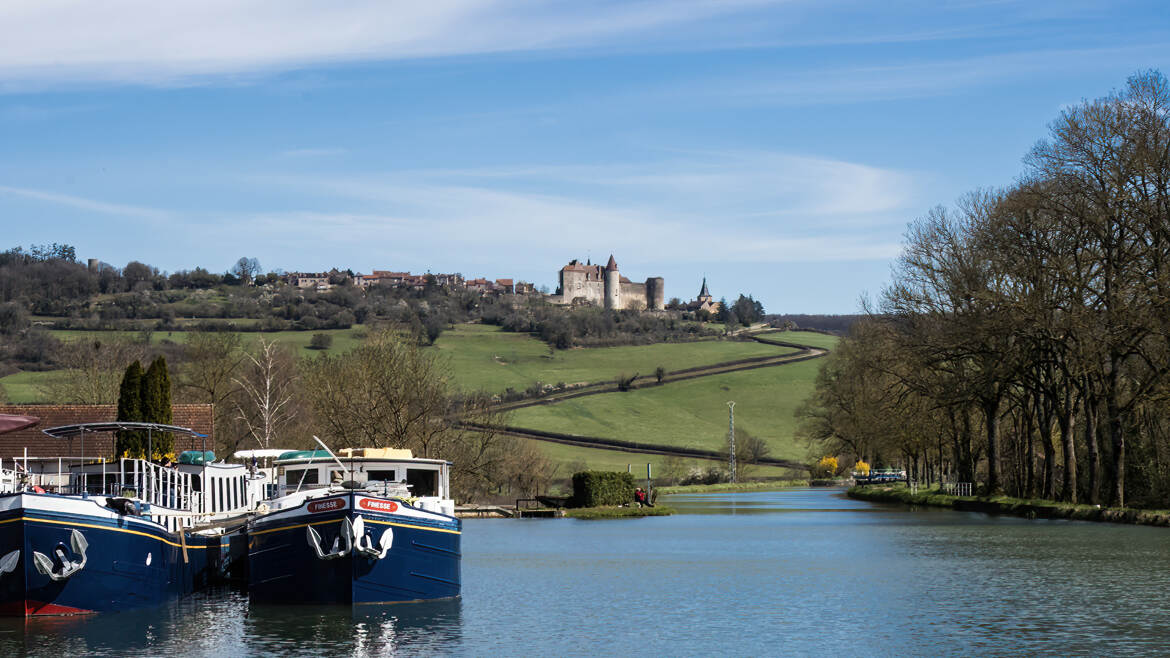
[40,338,148,404]
[177,330,246,453]
[233,336,298,450]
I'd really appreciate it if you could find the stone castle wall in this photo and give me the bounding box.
[555,260,665,311]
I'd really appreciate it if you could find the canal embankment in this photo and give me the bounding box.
[849,484,1170,527]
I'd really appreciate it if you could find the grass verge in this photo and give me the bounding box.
[563,506,675,519]
[849,484,1170,527]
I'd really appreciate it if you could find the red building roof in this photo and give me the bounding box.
[0,404,214,459]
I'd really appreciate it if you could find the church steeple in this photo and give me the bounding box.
[698,277,711,300]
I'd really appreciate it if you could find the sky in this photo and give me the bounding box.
[1,1,1167,314]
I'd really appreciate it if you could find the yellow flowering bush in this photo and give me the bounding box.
[853,460,870,475]
[812,455,839,478]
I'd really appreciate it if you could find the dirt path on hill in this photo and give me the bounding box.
[463,332,831,466]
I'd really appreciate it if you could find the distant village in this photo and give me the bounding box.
[282,255,721,314]
[286,269,536,296]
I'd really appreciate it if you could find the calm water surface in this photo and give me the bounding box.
[2,488,1169,656]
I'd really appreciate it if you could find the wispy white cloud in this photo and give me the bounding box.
[241,150,914,264]
[0,184,171,221]
[2,0,1136,91]
[659,43,1170,107]
[0,0,784,88]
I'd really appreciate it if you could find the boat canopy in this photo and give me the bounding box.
[0,414,38,435]
[41,422,208,439]
[276,449,333,461]
[233,449,292,459]
[178,450,216,465]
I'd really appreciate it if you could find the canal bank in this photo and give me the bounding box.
[849,484,1170,527]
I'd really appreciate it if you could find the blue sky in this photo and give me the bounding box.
[1,1,1167,313]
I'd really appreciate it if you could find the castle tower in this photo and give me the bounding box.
[646,277,665,311]
[604,255,620,310]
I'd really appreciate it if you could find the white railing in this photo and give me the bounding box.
[942,482,973,496]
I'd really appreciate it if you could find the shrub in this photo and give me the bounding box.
[570,471,635,508]
[308,333,333,350]
[616,372,638,392]
[853,460,870,475]
[680,467,727,486]
[812,455,839,478]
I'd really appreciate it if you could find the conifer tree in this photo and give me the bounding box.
[142,356,174,459]
[115,361,145,458]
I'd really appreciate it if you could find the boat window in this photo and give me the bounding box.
[367,470,396,482]
[406,468,437,497]
[287,468,318,485]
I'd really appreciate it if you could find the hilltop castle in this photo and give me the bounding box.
[552,255,664,311]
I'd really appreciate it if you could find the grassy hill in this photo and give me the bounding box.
[47,326,369,354]
[1,322,835,476]
[1,326,372,403]
[434,323,794,393]
[507,356,825,462]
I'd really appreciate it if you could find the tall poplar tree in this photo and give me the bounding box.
[142,356,174,459]
[115,361,145,458]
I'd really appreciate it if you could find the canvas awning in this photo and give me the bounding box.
[0,414,38,435]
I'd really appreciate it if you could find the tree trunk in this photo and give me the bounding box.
[1041,423,1056,500]
[983,397,1001,494]
[1058,398,1077,503]
[1106,362,1125,507]
[1024,411,1035,498]
[959,410,975,483]
[1084,392,1100,505]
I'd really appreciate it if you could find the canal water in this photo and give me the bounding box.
[2,488,1169,656]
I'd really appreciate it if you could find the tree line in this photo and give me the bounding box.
[798,71,1170,508]
[88,329,553,501]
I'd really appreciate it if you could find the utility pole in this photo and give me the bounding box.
[727,401,736,483]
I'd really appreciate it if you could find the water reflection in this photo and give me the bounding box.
[244,598,463,656]
[667,486,873,514]
[0,590,462,657]
[0,588,247,657]
[2,489,1169,655]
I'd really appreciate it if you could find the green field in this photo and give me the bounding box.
[0,371,56,404]
[3,327,371,403]
[435,324,796,393]
[48,326,369,354]
[507,356,828,462]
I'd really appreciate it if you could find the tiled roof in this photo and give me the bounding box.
[0,404,214,459]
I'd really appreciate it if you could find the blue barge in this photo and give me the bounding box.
[0,420,263,616]
[247,447,461,605]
